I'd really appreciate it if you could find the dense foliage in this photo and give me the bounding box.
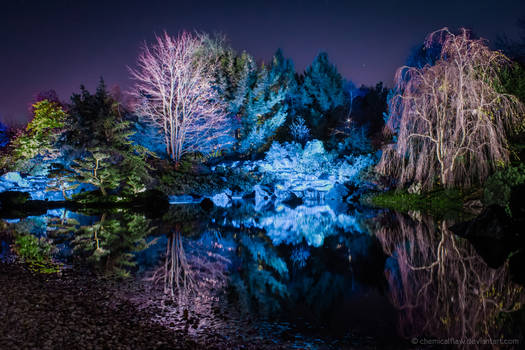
[484,163,525,215]
[1,27,524,218]
[2,100,67,174]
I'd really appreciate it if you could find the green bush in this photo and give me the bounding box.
[366,187,467,219]
[14,234,60,273]
[484,163,525,215]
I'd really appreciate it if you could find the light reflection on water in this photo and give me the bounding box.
[2,198,524,348]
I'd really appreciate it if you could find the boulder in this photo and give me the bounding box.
[281,192,303,208]
[211,189,232,208]
[200,197,214,211]
[407,182,422,195]
[303,140,325,158]
[326,184,349,202]
[1,172,29,188]
[254,184,272,210]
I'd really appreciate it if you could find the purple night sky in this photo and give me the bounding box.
[1,0,524,124]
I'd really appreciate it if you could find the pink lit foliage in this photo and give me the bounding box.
[129,31,231,163]
[377,28,525,189]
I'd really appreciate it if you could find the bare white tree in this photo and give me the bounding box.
[377,28,524,189]
[129,31,230,163]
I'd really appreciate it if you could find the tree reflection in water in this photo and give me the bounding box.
[375,212,524,342]
[68,212,156,277]
[144,226,231,328]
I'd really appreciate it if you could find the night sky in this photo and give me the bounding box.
[2,0,524,124]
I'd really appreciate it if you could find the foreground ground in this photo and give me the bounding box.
[0,263,204,350]
[0,262,299,350]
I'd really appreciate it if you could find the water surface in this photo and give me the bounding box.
[3,197,523,349]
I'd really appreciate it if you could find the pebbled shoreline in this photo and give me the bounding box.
[0,262,200,350]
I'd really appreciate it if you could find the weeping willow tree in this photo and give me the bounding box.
[378,28,525,189]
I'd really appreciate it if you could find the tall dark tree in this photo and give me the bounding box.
[350,82,388,139]
[66,79,152,195]
[66,78,116,150]
[0,121,9,148]
[299,52,347,139]
[497,17,525,65]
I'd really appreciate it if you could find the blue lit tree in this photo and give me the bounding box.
[237,65,288,154]
[299,52,346,139]
[0,121,10,148]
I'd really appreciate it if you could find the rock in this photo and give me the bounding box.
[0,182,15,191]
[309,180,334,192]
[240,161,258,172]
[210,190,232,208]
[274,183,291,201]
[29,189,46,201]
[281,192,303,208]
[46,209,66,217]
[254,184,272,210]
[463,199,484,216]
[199,197,214,210]
[303,140,325,158]
[318,172,331,180]
[193,164,212,175]
[407,182,422,195]
[1,172,29,188]
[44,190,66,201]
[326,184,349,202]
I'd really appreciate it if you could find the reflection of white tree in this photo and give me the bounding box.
[164,230,195,298]
[375,213,524,343]
[146,229,230,310]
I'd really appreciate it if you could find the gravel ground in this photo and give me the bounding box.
[0,262,212,350]
[0,262,304,350]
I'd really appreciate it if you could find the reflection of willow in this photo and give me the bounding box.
[375,212,524,341]
[146,229,230,309]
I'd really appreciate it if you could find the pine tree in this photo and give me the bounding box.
[71,151,121,197]
[238,65,288,154]
[66,80,153,195]
[299,52,346,137]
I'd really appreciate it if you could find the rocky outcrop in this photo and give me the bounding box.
[213,140,374,207]
[0,171,94,201]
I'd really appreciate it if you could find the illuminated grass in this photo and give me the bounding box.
[365,188,472,219]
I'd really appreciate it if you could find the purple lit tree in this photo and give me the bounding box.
[130,31,231,164]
